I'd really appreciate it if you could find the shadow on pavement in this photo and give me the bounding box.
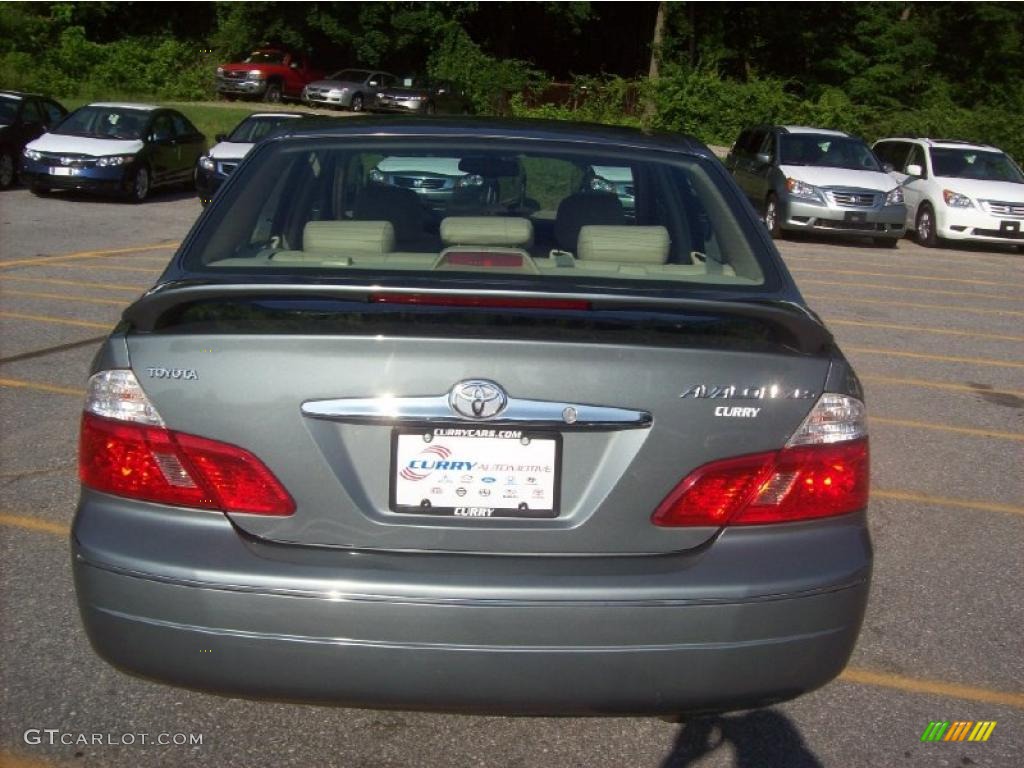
[661,709,823,768]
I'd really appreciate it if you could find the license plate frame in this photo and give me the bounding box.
[844,211,868,223]
[49,167,76,176]
[389,426,562,518]
[1000,220,1021,237]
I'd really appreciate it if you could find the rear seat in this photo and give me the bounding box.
[535,225,737,279]
[271,221,436,268]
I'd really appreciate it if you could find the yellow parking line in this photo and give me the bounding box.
[871,416,1024,442]
[840,667,1024,710]
[0,750,63,768]
[0,241,176,269]
[0,311,110,330]
[789,266,1023,288]
[860,374,1024,399]
[0,274,146,293]
[0,513,69,536]
[786,253,1017,273]
[804,293,1024,319]
[874,489,1024,517]
[846,346,1024,369]
[2,290,127,307]
[40,263,163,275]
[827,318,1024,343]
[799,279,1020,302]
[0,377,84,397]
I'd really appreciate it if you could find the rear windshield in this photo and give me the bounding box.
[228,115,303,143]
[779,134,881,171]
[184,138,770,290]
[930,148,1024,183]
[52,106,148,140]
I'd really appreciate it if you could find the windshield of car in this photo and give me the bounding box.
[184,138,771,291]
[929,148,1024,183]
[779,135,882,171]
[244,51,285,64]
[228,115,303,143]
[329,70,369,82]
[51,107,148,140]
[0,98,18,124]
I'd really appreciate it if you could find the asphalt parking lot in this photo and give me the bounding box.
[1,187,1021,768]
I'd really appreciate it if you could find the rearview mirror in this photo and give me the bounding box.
[882,162,894,173]
[215,133,226,143]
[755,152,772,165]
[906,163,923,177]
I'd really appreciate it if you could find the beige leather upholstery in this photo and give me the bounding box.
[577,225,670,264]
[440,217,533,247]
[303,220,395,254]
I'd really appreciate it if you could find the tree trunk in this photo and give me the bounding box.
[643,0,667,123]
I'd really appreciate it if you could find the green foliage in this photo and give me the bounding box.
[511,75,641,127]
[427,22,542,114]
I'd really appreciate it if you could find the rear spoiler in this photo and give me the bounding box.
[122,281,834,354]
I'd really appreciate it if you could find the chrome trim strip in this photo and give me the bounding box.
[301,394,651,430]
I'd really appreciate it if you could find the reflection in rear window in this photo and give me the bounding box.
[185,140,770,290]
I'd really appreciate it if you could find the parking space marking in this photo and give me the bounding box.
[0,336,106,366]
[38,263,163,275]
[804,294,1024,319]
[871,417,1024,442]
[839,667,1024,710]
[828,318,1024,343]
[0,751,60,768]
[846,346,1024,369]
[0,311,111,330]
[0,465,74,480]
[0,513,69,536]
[0,241,177,269]
[786,252,1021,273]
[859,374,1024,399]
[799,278,1020,302]
[2,290,127,307]
[874,489,1024,517]
[789,266,1024,288]
[0,378,84,397]
[0,274,146,293]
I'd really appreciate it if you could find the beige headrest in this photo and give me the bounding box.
[577,225,670,264]
[303,220,395,254]
[440,217,533,247]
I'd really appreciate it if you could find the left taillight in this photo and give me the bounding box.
[79,370,294,515]
[652,394,869,527]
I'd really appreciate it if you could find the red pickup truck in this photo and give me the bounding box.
[215,49,324,103]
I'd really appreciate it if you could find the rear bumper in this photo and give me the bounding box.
[72,492,872,715]
[781,196,905,238]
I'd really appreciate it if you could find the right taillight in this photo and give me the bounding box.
[79,370,294,516]
[653,394,869,527]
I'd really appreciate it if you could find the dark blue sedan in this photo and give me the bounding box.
[20,102,205,203]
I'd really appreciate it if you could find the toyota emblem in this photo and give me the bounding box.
[449,380,508,420]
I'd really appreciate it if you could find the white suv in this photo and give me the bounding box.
[873,137,1024,249]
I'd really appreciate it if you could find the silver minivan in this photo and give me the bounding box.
[725,125,906,246]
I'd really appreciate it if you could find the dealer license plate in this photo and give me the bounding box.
[390,427,561,518]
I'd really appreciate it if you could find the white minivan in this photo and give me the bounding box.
[874,137,1024,249]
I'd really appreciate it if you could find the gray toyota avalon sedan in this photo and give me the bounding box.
[72,118,871,716]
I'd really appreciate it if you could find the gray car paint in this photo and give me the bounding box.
[72,119,871,714]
